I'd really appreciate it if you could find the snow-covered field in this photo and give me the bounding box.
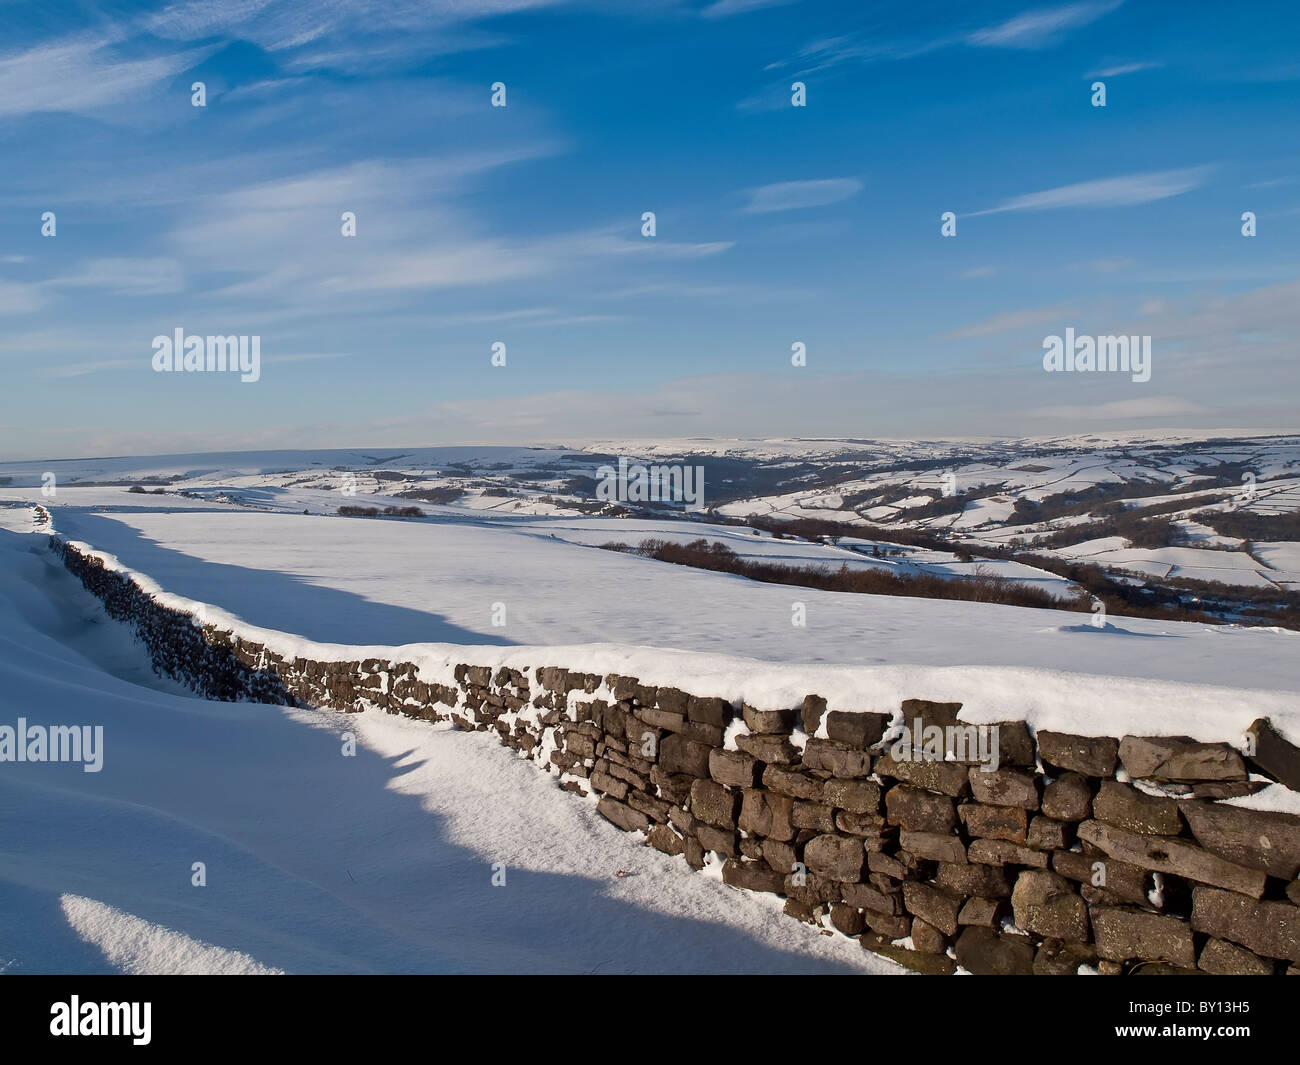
[11,495,1296,693]
[0,512,896,974]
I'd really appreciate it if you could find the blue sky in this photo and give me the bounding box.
[2,0,1298,459]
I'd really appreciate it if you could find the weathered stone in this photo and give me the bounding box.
[790,801,836,833]
[646,824,685,856]
[596,796,649,834]
[841,881,903,914]
[649,765,694,805]
[934,861,1012,898]
[762,838,798,875]
[708,747,759,788]
[987,721,1036,767]
[834,809,889,843]
[1093,780,1183,835]
[1033,939,1098,975]
[738,789,795,842]
[735,732,799,765]
[954,926,1034,975]
[1079,820,1267,898]
[1198,937,1275,975]
[910,918,949,954]
[802,738,872,778]
[1052,849,1150,906]
[785,871,841,905]
[696,824,738,857]
[800,694,828,734]
[1120,735,1247,783]
[902,882,963,936]
[689,778,738,829]
[590,768,628,801]
[1092,907,1196,967]
[740,835,764,860]
[1179,799,1300,880]
[1042,772,1093,821]
[804,834,865,882]
[783,898,820,923]
[873,752,969,797]
[863,910,911,939]
[867,851,910,879]
[634,707,686,733]
[830,903,867,936]
[1191,886,1300,964]
[762,764,824,801]
[1011,870,1089,941]
[1246,717,1300,791]
[742,704,793,734]
[823,778,882,814]
[659,734,712,777]
[959,803,1029,843]
[604,759,648,791]
[885,785,957,832]
[1191,780,1269,800]
[1026,815,1070,851]
[861,932,960,974]
[900,829,966,864]
[968,767,1039,810]
[1037,731,1118,777]
[957,897,1003,927]
[722,858,785,894]
[626,789,670,824]
[825,710,889,749]
[667,805,695,835]
[687,695,732,727]
[899,698,962,729]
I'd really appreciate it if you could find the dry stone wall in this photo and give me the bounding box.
[53,533,1300,975]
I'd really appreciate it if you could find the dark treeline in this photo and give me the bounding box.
[601,537,1076,611]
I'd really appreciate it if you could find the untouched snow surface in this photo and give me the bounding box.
[0,518,897,974]
[33,501,1300,704]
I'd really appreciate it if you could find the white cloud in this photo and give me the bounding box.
[702,0,797,17]
[0,36,215,118]
[939,305,1075,340]
[969,167,1209,216]
[968,1,1122,50]
[1088,61,1161,78]
[1033,397,1209,420]
[0,281,47,315]
[47,258,184,296]
[742,178,862,213]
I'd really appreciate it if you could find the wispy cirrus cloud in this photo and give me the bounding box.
[968,1,1123,50]
[937,305,1076,340]
[742,178,862,213]
[702,0,798,17]
[1033,396,1209,420]
[1087,60,1162,77]
[0,35,216,118]
[968,167,1210,216]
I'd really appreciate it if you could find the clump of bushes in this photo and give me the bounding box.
[338,505,425,518]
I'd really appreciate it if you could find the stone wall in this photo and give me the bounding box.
[52,533,1300,975]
